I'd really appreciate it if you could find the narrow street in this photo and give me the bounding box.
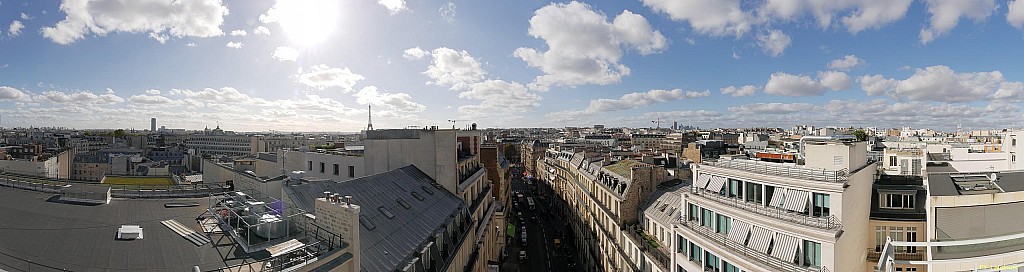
[500,167,578,272]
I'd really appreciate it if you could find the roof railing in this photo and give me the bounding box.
[703,159,848,183]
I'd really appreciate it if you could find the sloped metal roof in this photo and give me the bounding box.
[284,165,465,272]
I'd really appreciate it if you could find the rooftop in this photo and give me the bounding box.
[284,165,466,272]
[927,171,1024,196]
[603,159,644,179]
[641,180,688,227]
[0,187,262,271]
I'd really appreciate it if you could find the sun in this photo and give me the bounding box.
[264,0,340,46]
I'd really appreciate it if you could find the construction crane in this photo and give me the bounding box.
[448,119,468,129]
[651,118,664,129]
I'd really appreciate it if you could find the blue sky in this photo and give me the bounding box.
[2,0,1024,132]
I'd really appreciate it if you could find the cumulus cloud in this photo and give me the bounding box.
[864,65,1009,103]
[34,89,124,104]
[729,102,816,115]
[586,89,709,112]
[514,2,667,90]
[41,0,229,45]
[295,64,365,91]
[226,42,243,49]
[644,110,722,119]
[642,0,752,37]
[272,46,299,61]
[760,0,913,34]
[378,0,407,15]
[1011,0,1024,28]
[253,25,270,35]
[764,71,849,96]
[827,55,865,70]
[457,80,543,118]
[8,20,23,37]
[0,86,30,101]
[402,47,429,60]
[920,0,998,44]
[439,2,456,24]
[186,42,197,47]
[20,13,33,20]
[756,29,791,57]
[129,94,180,105]
[424,47,487,90]
[720,85,758,97]
[818,71,852,91]
[858,74,898,96]
[353,86,426,113]
[229,29,247,36]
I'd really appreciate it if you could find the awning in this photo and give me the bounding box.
[727,219,751,244]
[506,223,516,237]
[695,173,711,189]
[770,232,801,262]
[706,176,727,193]
[748,225,774,254]
[769,187,788,209]
[783,189,810,213]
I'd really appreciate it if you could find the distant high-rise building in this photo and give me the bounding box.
[150,118,156,132]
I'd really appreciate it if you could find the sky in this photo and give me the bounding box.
[2,0,1024,132]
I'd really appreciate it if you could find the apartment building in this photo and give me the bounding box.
[868,175,927,272]
[878,171,1024,271]
[538,149,669,271]
[521,139,549,177]
[675,138,875,272]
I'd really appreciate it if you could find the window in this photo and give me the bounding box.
[724,261,739,272]
[1014,138,1018,146]
[701,208,715,228]
[803,240,822,267]
[716,214,731,234]
[812,193,830,217]
[889,156,897,167]
[308,161,313,171]
[745,182,762,204]
[689,204,700,222]
[319,162,325,173]
[881,193,915,209]
[348,165,355,178]
[689,243,703,262]
[906,227,918,253]
[890,227,904,251]
[677,235,687,254]
[704,252,719,271]
[728,179,742,198]
[876,226,886,251]
[333,164,339,175]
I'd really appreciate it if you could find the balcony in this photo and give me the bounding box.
[458,166,485,192]
[703,159,848,183]
[679,221,829,272]
[690,188,842,231]
[866,248,924,262]
[623,226,670,271]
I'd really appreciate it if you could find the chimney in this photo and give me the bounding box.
[324,191,331,200]
[345,195,353,205]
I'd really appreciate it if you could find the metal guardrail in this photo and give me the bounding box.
[704,159,848,183]
[866,248,923,261]
[680,221,827,272]
[623,226,670,270]
[690,188,842,231]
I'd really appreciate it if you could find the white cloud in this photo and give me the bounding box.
[585,89,709,112]
[295,64,365,92]
[424,47,487,90]
[253,25,270,35]
[728,102,815,114]
[760,0,913,34]
[272,46,299,61]
[893,65,1005,102]
[827,55,865,70]
[402,47,429,60]
[643,110,722,119]
[818,71,852,90]
[720,85,758,97]
[34,89,124,104]
[439,2,456,24]
[20,13,32,20]
[378,0,407,15]
[457,80,543,118]
[756,29,791,57]
[353,86,426,113]
[129,94,180,105]
[514,2,667,90]
[0,86,30,101]
[186,42,197,47]
[8,20,23,37]
[229,29,247,36]
[764,72,825,96]
[858,74,898,96]
[226,42,243,49]
[1010,0,1024,29]
[144,89,160,95]
[920,0,998,44]
[41,0,229,45]
[642,0,752,37]
[992,82,1024,101]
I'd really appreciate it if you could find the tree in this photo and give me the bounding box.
[112,129,126,138]
[502,144,520,163]
[853,129,868,142]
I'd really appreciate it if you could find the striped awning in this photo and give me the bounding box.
[747,225,774,254]
[770,232,801,262]
[727,219,751,244]
[783,189,810,212]
[769,187,788,209]
[695,173,711,189]
[706,176,727,193]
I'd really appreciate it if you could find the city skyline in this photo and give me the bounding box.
[2,0,1024,131]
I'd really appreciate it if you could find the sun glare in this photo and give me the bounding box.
[267,0,339,46]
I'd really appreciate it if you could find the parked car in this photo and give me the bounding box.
[519,250,527,262]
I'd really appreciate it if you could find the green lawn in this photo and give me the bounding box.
[101,176,175,186]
